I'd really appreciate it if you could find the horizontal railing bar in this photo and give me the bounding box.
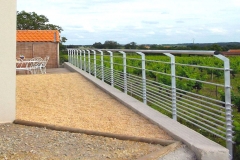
[177,95,226,114]
[177,109,226,135]
[175,75,225,87]
[114,85,124,90]
[127,73,142,79]
[113,70,123,74]
[177,99,226,117]
[91,49,217,55]
[128,89,143,98]
[114,82,124,87]
[177,114,226,140]
[175,63,229,71]
[126,65,141,69]
[176,87,226,105]
[177,102,226,125]
[147,93,172,104]
[146,79,171,88]
[146,59,171,64]
[128,88,142,95]
[176,91,226,108]
[147,99,172,113]
[127,77,142,83]
[145,69,171,76]
[126,57,142,61]
[147,87,172,100]
[147,90,171,100]
[113,55,123,58]
[112,62,124,66]
[114,80,124,85]
[128,83,143,91]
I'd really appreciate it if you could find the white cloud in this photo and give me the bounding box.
[209,28,227,35]
[147,31,155,35]
[17,0,240,44]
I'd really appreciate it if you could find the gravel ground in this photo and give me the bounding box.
[0,72,178,159]
[16,73,172,140]
[0,123,164,160]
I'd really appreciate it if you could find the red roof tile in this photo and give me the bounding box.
[228,49,240,53]
[17,30,60,42]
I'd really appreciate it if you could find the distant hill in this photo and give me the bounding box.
[65,42,240,50]
[176,42,240,47]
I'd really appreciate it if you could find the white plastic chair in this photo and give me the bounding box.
[31,57,44,74]
[39,56,49,74]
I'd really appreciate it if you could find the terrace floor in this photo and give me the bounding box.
[0,68,196,159]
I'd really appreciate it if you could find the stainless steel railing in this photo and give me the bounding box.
[67,48,233,159]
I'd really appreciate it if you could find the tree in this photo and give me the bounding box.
[103,40,120,49]
[209,44,223,51]
[138,44,148,50]
[17,10,67,51]
[17,11,63,32]
[124,42,137,49]
[93,42,104,49]
[60,37,68,51]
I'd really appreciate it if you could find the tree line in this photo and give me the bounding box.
[91,41,240,51]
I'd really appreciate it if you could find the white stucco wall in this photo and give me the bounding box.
[0,0,16,123]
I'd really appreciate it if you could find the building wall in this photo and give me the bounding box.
[0,0,16,123]
[17,42,59,68]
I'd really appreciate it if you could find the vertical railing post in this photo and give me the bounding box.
[70,49,73,64]
[92,50,97,77]
[107,51,114,87]
[75,49,78,66]
[214,54,233,160]
[98,50,104,81]
[78,49,82,69]
[79,50,82,70]
[136,52,146,104]
[73,49,76,66]
[119,51,127,93]
[83,50,86,71]
[69,49,72,64]
[87,50,91,74]
[67,49,70,63]
[164,53,177,121]
[76,50,79,68]
[72,49,74,65]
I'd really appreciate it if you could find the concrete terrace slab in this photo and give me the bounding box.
[46,67,71,74]
[64,62,230,160]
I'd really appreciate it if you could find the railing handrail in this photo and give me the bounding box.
[68,48,219,55]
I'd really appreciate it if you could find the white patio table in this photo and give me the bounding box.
[16,59,39,74]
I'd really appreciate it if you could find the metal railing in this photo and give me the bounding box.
[67,48,233,159]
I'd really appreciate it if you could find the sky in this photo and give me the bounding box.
[17,0,240,45]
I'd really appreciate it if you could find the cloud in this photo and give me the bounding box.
[142,21,159,25]
[176,20,184,24]
[147,31,155,35]
[208,28,227,35]
[17,0,240,44]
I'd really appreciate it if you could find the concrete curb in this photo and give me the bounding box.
[13,119,176,146]
[64,62,230,160]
